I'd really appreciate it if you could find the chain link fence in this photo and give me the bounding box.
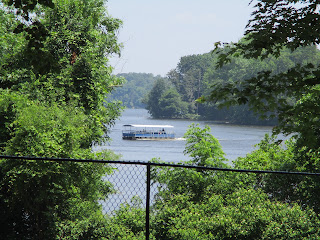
[102,163,148,213]
[1,156,320,239]
[99,160,320,240]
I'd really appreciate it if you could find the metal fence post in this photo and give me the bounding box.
[146,163,151,240]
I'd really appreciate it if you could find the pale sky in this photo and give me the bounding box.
[107,0,254,76]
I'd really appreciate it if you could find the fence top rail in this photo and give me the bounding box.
[1,155,320,176]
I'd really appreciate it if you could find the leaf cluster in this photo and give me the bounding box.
[208,0,320,151]
[0,0,124,238]
[144,78,188,119]
[109,73,159,108]
[141,125,320,239]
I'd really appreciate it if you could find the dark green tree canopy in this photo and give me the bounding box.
[144,78,189,119]
[208,0,320,149]
[143,78,168,118]
[0,0,124,238]
[245,0,320,58]
[214,0,320,61]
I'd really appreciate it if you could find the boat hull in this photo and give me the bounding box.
[122,132,175,140]
[122,124,175,140]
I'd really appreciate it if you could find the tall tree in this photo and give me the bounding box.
[208,1,320,149]
[0,0,124,238]
[158,88,188,118]
[1,0,123,148]
[204,0,320,214]
[143,78,168,118]
[168,54,214,114]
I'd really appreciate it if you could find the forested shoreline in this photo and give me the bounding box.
[114,45,320,126]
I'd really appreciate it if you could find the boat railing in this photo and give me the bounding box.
[122,125,175,139]
[122,129,174,135]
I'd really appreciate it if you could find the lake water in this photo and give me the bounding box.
[95,108,275,212]
[94,108,273,164]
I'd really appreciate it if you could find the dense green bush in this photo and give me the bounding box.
[0,0,124,238]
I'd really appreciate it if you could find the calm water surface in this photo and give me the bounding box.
[96,109,277,211]
[94,109,273,163]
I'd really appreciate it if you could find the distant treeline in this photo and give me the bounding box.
[109,73,160,108]
[111,44,320,125]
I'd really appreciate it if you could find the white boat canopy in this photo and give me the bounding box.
[123,124,174,128]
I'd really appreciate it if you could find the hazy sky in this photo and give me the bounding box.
[107,0,254,76]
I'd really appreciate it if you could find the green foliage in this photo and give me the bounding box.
[0,151,117,239]
[167,54,214,116]
[143,78,168,118]
[152,189,320,240]
[158,88,188,118]
[148,125,320,239]
[109,73,160,108]
[112,197,146,237]
[0,0,124,146]
[4,0,54,20]
[144,78,189,118]
[205,0,320,217]
[0,0,124,238]
[0,0,124,147]
[168,54,213,103]
[144,45,320,125]
[280,84,320,149]
[0,8,24,68]
[234,134,320,214]
[243,1,320,58]
[184,124,226,167]
[234,135,296,171]
[204,45,320,124]
[57,213,140,240]
[209,1,320,150]
[151,124,228,202]
[5,101,93,157]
